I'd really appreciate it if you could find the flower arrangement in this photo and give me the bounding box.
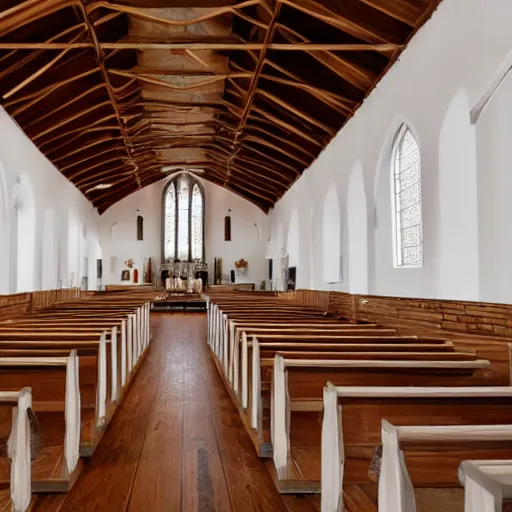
[124,258,134,269]
[234,258,248,269]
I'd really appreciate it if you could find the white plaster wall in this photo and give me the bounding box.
[347,161,368,294]
[267,0,512,301]
[99,177,268,287]
[476,70,512,303]
[0,107,100,293]
[437,88,479,300]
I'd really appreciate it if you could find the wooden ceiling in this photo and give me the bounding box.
[0,0,441,213]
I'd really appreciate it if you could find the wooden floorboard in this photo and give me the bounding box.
[35,313,319,512]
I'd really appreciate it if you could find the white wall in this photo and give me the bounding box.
[99,176,268,287]
[0,107,101,294]
[266,0,512,302]
[477,68,512,303]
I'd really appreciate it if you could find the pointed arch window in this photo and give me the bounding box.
[163,174,205,261]
[392,124,423,267]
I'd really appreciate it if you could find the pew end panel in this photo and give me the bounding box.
[321,385,512,512]
[0,389,33,512]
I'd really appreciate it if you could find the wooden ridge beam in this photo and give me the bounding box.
[0,42,401,51]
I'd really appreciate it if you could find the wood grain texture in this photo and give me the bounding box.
[35,313,318,511]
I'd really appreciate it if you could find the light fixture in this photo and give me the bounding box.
[160,166,205,174]
[86,183,114,193]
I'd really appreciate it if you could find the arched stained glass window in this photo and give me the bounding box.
[191,184,203,260]
[163,173,205,261]
[392,124,423,267]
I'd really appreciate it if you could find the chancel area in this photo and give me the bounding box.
[1,0,512,510]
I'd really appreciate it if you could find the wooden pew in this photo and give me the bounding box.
[379,421,512,512]
[459,459,512,512]
[270,357,493,494]
[229,325,394,392]
[0,300,152,457]
[0,353,80,493]
[207,300,332,358]
[321,385,512,511]
[237,332,452,412]
[220,326,482,461]
[0,388,32,512]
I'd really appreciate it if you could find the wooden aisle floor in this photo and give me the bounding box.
[33,313,320,512]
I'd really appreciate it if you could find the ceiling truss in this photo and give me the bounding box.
[0,0,441,213]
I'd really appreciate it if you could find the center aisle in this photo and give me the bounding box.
[34,313,319,512]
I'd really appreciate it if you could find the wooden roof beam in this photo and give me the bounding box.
[41,116,119,153]
[357,0,426,27]
[0,42,401,51]
[244,123,316,159]
[206,150,292,189]
[0,24,86,81]
[78,0,143,188]
[58,145,125,172]
[249,105,324,147]
[87,0,270,31]
[32,100,112,141]
[278,0,390,44]
[241,134,310,167]
[276,24,376,91]
[5,68,100,112]
[230,58,355,113]
[255,88,336,136]
[241,143,301,176]
[52,136,120,163]
[0,0,76,38]
[22,84,106,131]
[225,1,282,185]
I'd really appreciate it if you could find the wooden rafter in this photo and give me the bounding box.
[0,0,440,211]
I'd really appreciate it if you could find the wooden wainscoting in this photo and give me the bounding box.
[0,288,83,320]
[328,291,512,385]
